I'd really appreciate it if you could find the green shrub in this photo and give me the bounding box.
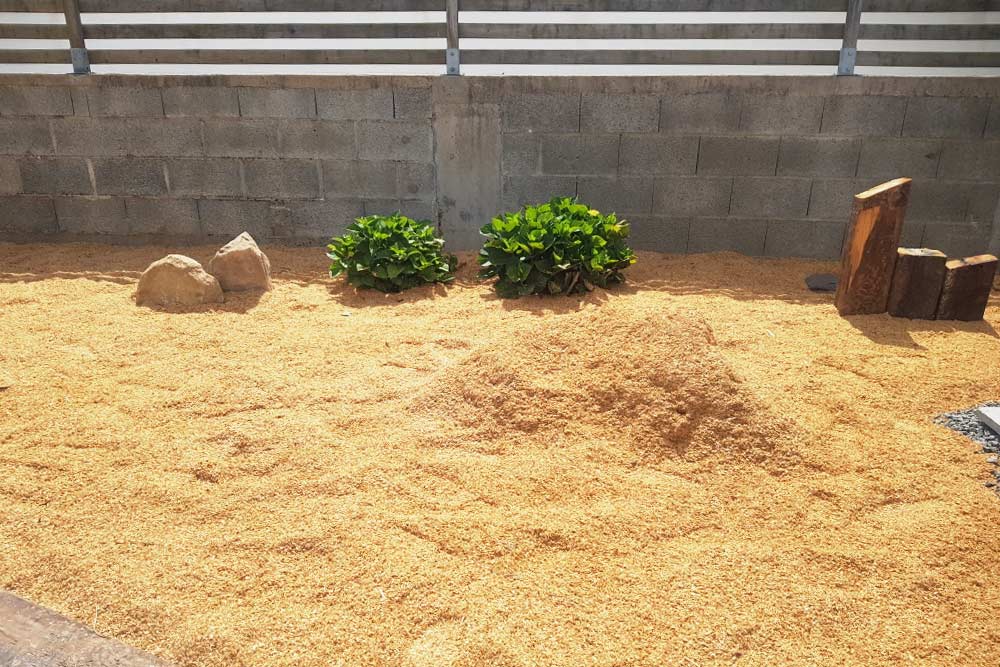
[478,197,636,297]
[327,213,456,292]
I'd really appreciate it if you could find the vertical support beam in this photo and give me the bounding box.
[835,177,911,316]
[63,0,89,74]
[838,0,862,76]
[445,0,460,76]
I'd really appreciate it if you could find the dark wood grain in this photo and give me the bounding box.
[887,248,947,320]
[936,254,998,321]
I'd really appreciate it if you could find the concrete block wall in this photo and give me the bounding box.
[1,74,999,260]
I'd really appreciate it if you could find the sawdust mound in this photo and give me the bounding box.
[415,302,800,466]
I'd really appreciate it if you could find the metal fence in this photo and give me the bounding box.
[0,0,998,75]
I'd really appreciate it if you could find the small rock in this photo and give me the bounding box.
[805,273,838,292]
[985,481,996,488]
[208,232,272,292]
[988,455,999,465]
[135,255,224,308]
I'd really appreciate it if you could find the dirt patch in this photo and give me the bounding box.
[1,244,999,667]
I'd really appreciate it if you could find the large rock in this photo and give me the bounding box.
[135,254,224,308]
[208,232,272,292]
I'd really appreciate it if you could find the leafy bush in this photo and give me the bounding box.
[478,197,636,297]
[327,213,456,292]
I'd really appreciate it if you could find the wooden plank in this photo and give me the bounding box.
[82,23,446,39]
[0,24,67,39]
[858,51,1000,68]
[936,254,998,321]
[835,178,911,317]
[0,49,69,63]
[860,23,1000,41]
[461,23,846,40]
[0,0,63,10]
[0,590,172,667]
[462,49,840,66]
[887,248,947,320]
[78,0,447,10]
[88,49,443,65]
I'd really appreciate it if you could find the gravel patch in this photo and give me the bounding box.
[935,401,1000,490]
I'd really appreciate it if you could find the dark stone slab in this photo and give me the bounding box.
[0,591,171,667]
[805,273,838,292]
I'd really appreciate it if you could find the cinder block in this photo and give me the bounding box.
[652,176,732,217]
[238,87,316,119]
[966,184,999,225]
[316,88,393,120]
[899,221,925,247]
[659,93,740,135]
[69,88,88,117]
[398,162,435,201]
[0,157,20,194]
[921,223,993,258]
[502,93,581,132]
[764,220,845,259]
[399,199,436,222]
[279,120,355,159]
[581,94,659,133]
[364,199,405,217]
[197,199,290,239]
[730,177,811,219]
[540,134,619,175]
[0,118,53,155]
[288,199,365,239]
[576,177,652,216]
[688,218,767,256]
[777,137,861,178]
[125,197,201,236]
[621,217,689,253]
[502,133,539,175]
[51,118,128,156]
[244,159,320,199]
[902,97,991,139]
[619,135,698,176]
[697,136,779,176]
[393,87,433,120]
[18,157,92,195]
[322,160,397,199]
[123,118,203,157]
[856,138,941,179]
[907,180,969,224]
[203,119,280,158]
[986,100,1000,138]
[86,87,163,117]
[92,158,167,196]
[55,196,128,235]
[358,121,432,162]
[938,140,1000,181]
[166,158,243,197]
[162,86,239,117]
[820,96,907,136]
[0,196,56,233]
[740,96,823,135]
[807,178,871,220]
[0,86,72,116]
[502,175,576,211]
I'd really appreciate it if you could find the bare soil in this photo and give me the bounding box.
[1,243,999,667]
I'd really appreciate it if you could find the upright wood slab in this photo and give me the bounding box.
[936,254,998,321]
[887,248,946,320]
[835,178,911,316]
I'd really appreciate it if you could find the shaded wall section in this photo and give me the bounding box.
[0,74,998,259]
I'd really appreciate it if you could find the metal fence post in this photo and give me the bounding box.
[446,0,460,75]
[837,0,862,75]
[63,0,90,74]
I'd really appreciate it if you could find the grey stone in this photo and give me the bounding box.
[122,118,204,157]
[938,140,1000,181]
[540,134,619,175]
[162,86,239,117]
[288,199,365,239]
[502,133,539,175]
[55,196,129,235]
[197,199,289,240]
[203,119,280,158]
[18,157,92,195]
[398,162,436,201]
[279,120,356,159]
[730,177,811,219]
[986,100,1000,139]
[322,160,397,199]
[399,199,437,222]
[820,96,907,136]
[856,138,942,179]
[907,180,970,223]
[92,158,167,196]
[902,97,991,139]
[51,118,129,156]
[238,87,316,118]
[125,197,200,236]
[394,87,433,120]
[688,218,767,256]
[502,93,581,132]
[966,184,999,225]
[899,221,926,247]
[0,118,53,155]
[358,121,433,162]
[0,86,73,116]
[243,159,320,199]
[921,222,993,258]
[502,175,576,211]
[805,273,838,291]
[652,176,733,217]
[581,94,659,133]
[619,135,699,176]
[0,196,56,233]
[740,96,824,135]
[166,158,243,197]
[659,93,740,135]
[764,220,845,260]
[697,136,779,176]
[777,137,861,178]
[807,178,870,220]
[576,177,652,216]
[625,217,689,253]
[0,158,20,194]
[86,87,163,117]
[316,88,393,120]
